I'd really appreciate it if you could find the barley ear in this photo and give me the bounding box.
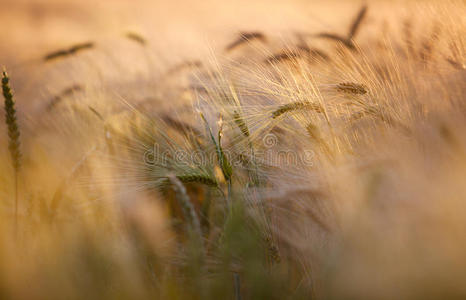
[272,101,324,119]
[2,70,21,171]
[2,69,22,231]
[168,175,203,239]
[233,110,250,137]
[336,82,368,95]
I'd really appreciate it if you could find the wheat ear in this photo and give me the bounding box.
[44,42,94,61]
[174,174,218,187]
[336,82,368,95]
[2,70,22,229]
[125,32,147,45]
[167,175,203,239]
[272,101,324,119]
[233,110,250,137]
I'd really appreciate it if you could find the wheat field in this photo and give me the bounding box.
[1,0,465,299]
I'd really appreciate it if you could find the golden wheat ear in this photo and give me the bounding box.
[272,101,324,119]
[336,82,368,95]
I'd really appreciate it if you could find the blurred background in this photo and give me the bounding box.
[0,0,410,115]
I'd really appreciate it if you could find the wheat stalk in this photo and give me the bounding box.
[234,273,242,300]
[199,112,233,182]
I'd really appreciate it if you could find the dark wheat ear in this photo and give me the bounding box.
[2,69,22,230]
[272,101,324,119]
[315,4,368,51]
[175,174,218,187]
[348,5,368,39]
[315,33,356,50]
[264,50,304,64]
[336,82,368,95]
[44,42,94,61]
[167,175,203,237]
[225,31,267,52]
[46,85,83,111]
[125,32,147,46]
[2,70,21,171]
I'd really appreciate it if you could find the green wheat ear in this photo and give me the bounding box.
[2,70,21,171]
